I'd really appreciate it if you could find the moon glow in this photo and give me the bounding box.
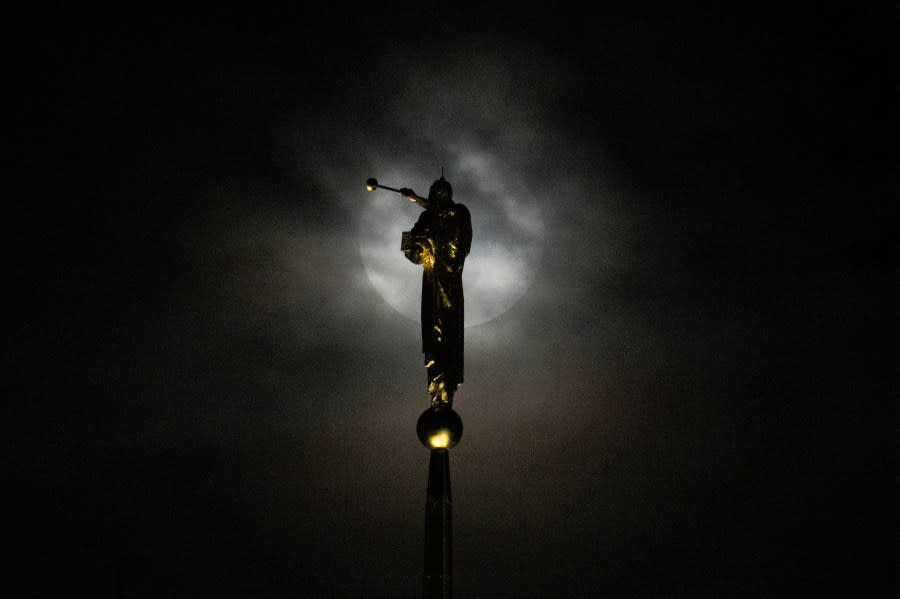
[359,153,544,327]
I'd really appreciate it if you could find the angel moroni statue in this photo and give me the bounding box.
[401,177,472,409]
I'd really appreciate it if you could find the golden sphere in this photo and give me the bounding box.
[417,407,463,449]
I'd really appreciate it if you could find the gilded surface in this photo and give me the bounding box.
[403,178,472,408]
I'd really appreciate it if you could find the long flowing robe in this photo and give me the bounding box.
[407,202,472,392]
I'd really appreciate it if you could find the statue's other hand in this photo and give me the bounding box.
[404,246,423,264]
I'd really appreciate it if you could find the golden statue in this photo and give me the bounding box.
[366,176,472,409]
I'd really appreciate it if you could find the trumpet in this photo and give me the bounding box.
[366,177,429,208]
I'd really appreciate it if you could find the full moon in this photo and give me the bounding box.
[359,153,544,327]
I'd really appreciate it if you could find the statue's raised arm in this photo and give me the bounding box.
[365,177,430,208]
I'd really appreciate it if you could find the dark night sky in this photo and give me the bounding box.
[7,6,897,597]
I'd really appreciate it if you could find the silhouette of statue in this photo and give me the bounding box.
[400,177,472,408]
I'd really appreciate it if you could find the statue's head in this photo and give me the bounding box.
[428,177,453,207]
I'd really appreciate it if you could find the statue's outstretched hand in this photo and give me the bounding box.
[400,188,415,198]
